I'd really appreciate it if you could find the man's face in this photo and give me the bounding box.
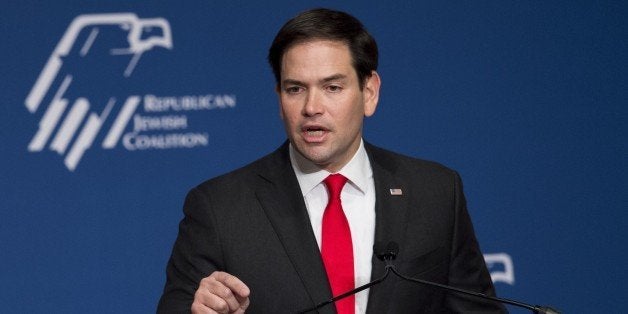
[277,40,380,172]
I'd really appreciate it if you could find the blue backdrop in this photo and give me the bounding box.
[2,1,626,313]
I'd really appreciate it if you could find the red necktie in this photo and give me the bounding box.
[321,174,355,314]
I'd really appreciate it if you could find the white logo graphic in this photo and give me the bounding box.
[484,253,515,285]
[25,13,236,171]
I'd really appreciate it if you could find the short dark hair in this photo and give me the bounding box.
[268,8,378,89]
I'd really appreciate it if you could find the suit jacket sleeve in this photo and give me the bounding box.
[444,171,505,312]
[157,187,222,313]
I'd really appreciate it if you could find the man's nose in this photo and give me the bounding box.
[303,90,324,116]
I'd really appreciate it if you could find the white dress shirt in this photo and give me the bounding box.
[289,140,376,314]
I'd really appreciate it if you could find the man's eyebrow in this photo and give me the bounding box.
[281,79,305,86]
[281,74,348,87]
[321,74,347,83]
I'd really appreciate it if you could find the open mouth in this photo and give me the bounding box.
[305,128,325,136]
[302,125,328,142]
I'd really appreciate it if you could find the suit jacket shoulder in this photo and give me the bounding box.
[363,142,504,313]
[365,142,457,180]
[158,141,335,313]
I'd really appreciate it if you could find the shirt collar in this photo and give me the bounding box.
[289,139,372,196]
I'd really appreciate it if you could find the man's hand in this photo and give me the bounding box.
[191,271,250,314]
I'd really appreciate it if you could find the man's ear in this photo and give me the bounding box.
[363,71,381,117]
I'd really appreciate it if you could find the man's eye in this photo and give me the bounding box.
[326,85,342,92]
[285,86,303,94]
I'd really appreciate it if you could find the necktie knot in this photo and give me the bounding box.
[324,174,348,201]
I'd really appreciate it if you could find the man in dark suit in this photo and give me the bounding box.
[158,8,504,314]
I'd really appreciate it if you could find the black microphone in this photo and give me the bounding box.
[374,241,399,266]
[375,241,561,314]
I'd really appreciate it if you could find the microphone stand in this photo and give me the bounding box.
[387,265,559,314]
[298,263,392,313]
[299,248,560,314]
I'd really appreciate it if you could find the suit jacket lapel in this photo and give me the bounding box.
[365,143,410,313]
[253,143,335,313]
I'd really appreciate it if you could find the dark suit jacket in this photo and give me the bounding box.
[157,142,505,313]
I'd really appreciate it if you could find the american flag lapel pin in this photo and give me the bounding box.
[389,188,403,195]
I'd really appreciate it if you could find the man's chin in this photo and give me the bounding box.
[302,152,330,165]
[296,147,332,165]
